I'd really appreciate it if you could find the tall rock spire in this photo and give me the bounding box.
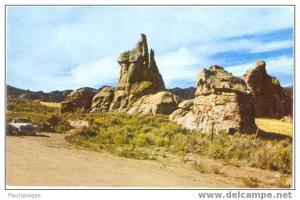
[93,34,166,112]
[149,48,165,89]
[149,49,158,73]
[126,33,149,65]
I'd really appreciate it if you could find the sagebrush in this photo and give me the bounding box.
[66,112,292,173]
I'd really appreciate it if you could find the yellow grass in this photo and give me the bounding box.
[40,102,61,108]
[255,118,293,136]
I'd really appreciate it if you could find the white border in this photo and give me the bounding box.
[0,0,298,200]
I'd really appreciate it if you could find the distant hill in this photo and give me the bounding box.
[7,85,73,102]
[167,87,196,100]
[7,85,28,98]
[7,84,292,104]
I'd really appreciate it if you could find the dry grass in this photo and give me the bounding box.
[66,113,292,173]
[40,102,61,108]
[274,175,291,188]
[193,162,210,174]
[255,118,293,137]
[242,176,260,188]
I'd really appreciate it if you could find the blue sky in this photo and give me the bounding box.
[7,6,294,92]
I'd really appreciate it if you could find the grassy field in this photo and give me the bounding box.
[256,118,293,136]
[67,113,292,174]
[40,101,61,108]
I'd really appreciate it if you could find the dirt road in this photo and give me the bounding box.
[6,133,284,188]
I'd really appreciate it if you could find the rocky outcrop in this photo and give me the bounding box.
[243,60,292,118]
[90,34,166,113]
[170,99,198,130]
[60,87,97,113]
[90,87,114,112]
[167,87,195,100]
[284,86,293,100]
[170,65,257,134]
[128,91,183,115]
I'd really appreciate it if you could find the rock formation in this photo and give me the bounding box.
[60,87,97,113]
[90,34,182,114]
[284,86,293,100]
[243,60,292,118]
[90,87,114,112]
[109,34,165,111]
[128,91,183,115]
[170,65,257,134]
[169,99,198,129]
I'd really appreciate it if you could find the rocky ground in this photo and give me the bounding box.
[6,132,289,188]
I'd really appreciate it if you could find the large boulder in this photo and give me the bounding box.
[170,65,257,134]
[243,60,292,118]
[60,87,97,113]
[90,87,114,112]
[91,34,166,113]
[170,99,198,130]
[128,91,183,115]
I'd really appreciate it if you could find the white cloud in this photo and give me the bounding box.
[156,47,206,87]
[195,39,293,55]
[7,56,119,92]
[250,40,293,53]
[7,6,294,91]
[264,56,294,75]
[155,35,294,87]
[157,47,199,69]
[225,56,294,77]
[70,57,119,88]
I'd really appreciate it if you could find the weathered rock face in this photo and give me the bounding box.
[284,86,293,100]
[170,99,198,130]
[60,88,97,113]
[243,60,292,118]
[90,34,166,113]
[90,87,114,112]
[170,65,257,134]
[128,91,183,115]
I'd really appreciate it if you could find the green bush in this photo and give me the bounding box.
[63,112,292,173]
[133,133,148,147]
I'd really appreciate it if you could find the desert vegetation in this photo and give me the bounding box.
[6,98,293,188]
[7,99,292,175]
[66,112,292,174]
[7,99,71,133]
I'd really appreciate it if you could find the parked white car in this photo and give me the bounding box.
[7,118,38,134]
